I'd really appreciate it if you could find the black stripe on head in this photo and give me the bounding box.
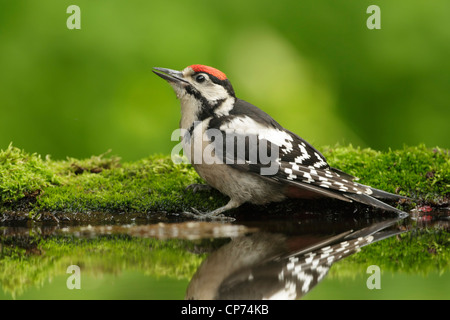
[185,85,208,107]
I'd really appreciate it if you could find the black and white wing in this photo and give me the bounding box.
[208,98,406,214]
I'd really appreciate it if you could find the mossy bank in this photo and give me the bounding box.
[0,143,448,222]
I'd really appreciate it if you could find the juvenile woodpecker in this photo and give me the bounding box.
[153,65,408,219]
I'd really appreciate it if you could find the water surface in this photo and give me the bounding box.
[0,206,449,300]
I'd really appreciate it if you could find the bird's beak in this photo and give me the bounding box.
[153,67,189,85]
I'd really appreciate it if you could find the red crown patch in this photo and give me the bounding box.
[189,65,227,80]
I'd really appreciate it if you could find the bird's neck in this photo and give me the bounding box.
[179,96,235,131]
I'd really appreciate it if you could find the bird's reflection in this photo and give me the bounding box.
[186,217,405,300]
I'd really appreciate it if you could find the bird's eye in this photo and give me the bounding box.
[195,74,206,83]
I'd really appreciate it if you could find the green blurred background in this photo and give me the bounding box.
[1,0,449,161]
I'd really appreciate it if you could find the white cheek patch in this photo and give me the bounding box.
[195,82,228,102]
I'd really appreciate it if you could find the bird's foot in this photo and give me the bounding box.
[185,184,213,194]
[182,207,236,222]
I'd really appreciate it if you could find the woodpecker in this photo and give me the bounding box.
[153,65,408,219]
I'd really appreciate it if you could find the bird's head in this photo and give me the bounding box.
[153,65,235,108]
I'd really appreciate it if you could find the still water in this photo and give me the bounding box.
[1,207,449,300]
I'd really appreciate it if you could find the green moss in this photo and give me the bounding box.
[321,144,449,201]
[0,144,60,203]
[38,155,227,215]
[0,143,448,219]
[1,144,447,298]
